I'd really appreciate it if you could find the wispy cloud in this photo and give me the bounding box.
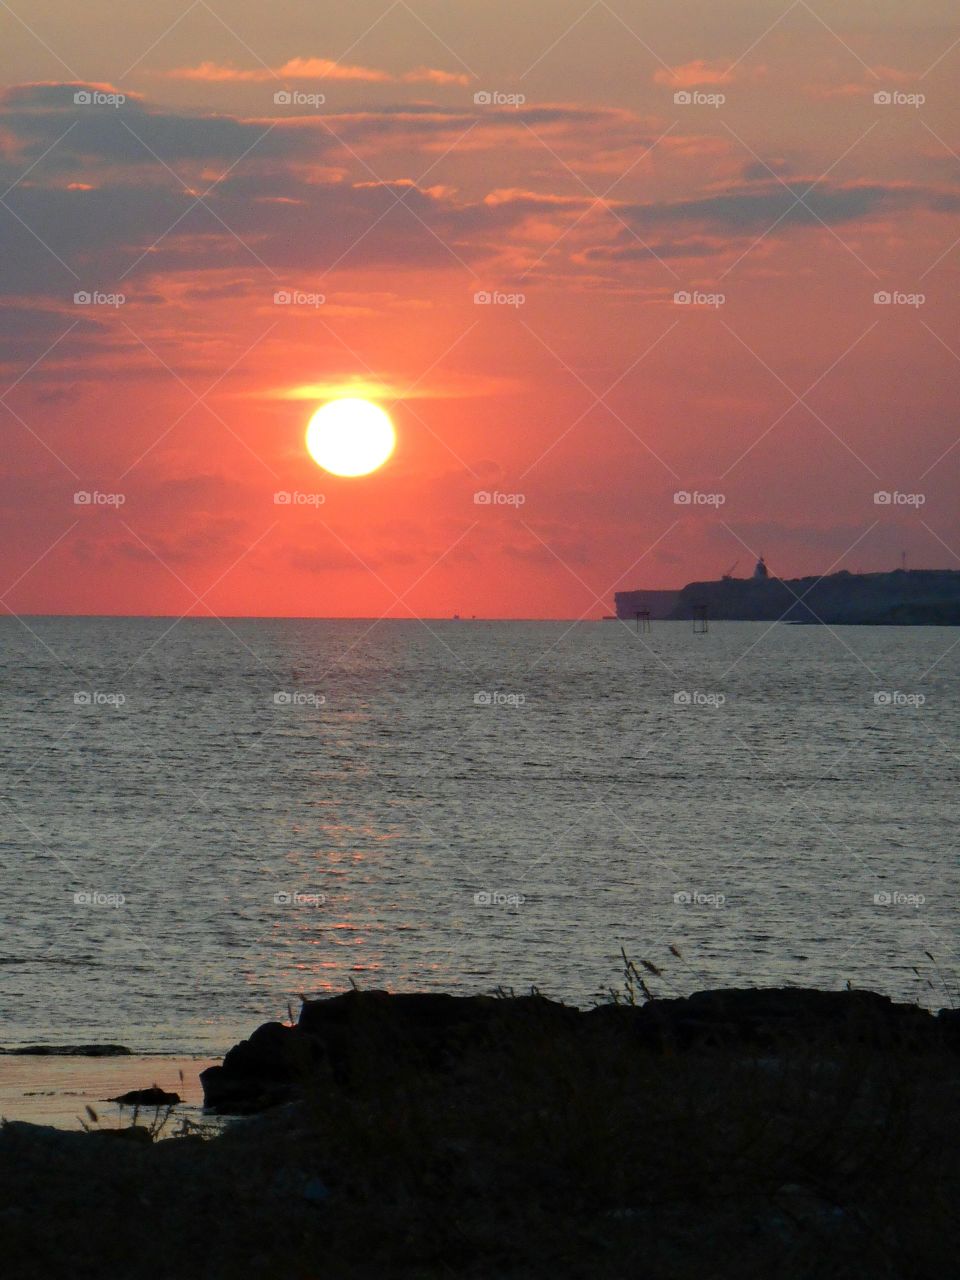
[654,60,738,87]
[163,57,471,86]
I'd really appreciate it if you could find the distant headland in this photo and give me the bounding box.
[615,559,960,625]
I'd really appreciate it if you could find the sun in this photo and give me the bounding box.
[305,398,396,477]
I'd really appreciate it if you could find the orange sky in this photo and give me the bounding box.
[2,0,960,617]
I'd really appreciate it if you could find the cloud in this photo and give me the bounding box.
[617,179,960,236]
[571,176,960,274]
[402,68,471,87]
[0,87,643,298]
[263,372,524,403]
[163,57,471,87]
[653,60,734,87]
[579,237,727,264]
[804,65,914,100]
[117,514,249,567]
[0,83,307,163]
[741,159,792,181]
[804,81,874,100]
[2,81,954,313]
[289,544,417,573]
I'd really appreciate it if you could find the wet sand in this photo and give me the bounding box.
[0,1054,216,1130]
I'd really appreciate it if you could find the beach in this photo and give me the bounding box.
[0,1053,215,1130]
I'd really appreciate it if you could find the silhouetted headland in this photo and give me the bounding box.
[616,565,960,624]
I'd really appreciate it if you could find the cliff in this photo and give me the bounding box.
[614,588,681,620]
[667,568,960,624]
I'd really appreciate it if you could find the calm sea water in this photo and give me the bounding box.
[1,618,957,1053]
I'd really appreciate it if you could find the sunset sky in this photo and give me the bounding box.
[2,0,960,617]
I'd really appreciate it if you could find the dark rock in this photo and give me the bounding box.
[201,987,957,1115]
[298,988,575,1056]
[108,1086,180,1107]
[201,1021,304,1114]
[92,1126,155,1143]
[631,987,940,1051]
[1,1044,131,1056]
[936,1007,960,1048]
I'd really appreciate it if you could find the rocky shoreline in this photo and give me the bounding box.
[0,1043,132,1056]
[2,986,958,1279]
[200,985,960,1113]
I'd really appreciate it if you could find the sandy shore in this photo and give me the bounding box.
[0,1054,216,1129]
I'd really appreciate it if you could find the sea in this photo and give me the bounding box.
[1,617,957,1120]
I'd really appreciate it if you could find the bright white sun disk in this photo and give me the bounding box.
[305,398,395,476]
